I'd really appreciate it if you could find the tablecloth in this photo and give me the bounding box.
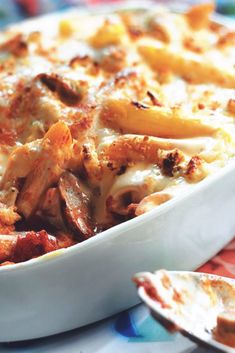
[0,0,234,29]
[0,1,235,352]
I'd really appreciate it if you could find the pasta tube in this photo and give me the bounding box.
[106,163,171,215]
[139,43,235,88]
[186,2,215,29]
[101,98,217,138]
[17,121,72,218]
[101,134,216,164]
[135,192,172,215]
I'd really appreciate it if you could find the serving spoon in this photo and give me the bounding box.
[133,270,235,353]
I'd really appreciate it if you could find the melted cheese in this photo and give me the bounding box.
[0,3,235,233]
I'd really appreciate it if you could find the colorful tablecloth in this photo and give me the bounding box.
[0,1,235,352]
[0,0,235,28]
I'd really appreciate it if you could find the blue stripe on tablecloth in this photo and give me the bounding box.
[113,307,175,343]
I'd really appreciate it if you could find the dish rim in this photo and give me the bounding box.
[0,2,235,273]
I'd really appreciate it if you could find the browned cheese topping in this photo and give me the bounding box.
[0,2,235,264]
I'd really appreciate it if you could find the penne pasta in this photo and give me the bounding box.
[100,98,217,138]
[135,192,172,215]
[16,121,72,218]
[100,134,214,165]
[185,2,215,30]
[139,43,235,88]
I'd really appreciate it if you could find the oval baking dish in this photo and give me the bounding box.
[1,2,235,341]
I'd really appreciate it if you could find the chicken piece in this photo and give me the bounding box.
[58,171,95,241]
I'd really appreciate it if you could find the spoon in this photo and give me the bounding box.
[133,270,235,353]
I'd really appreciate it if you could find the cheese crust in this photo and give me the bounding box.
[0,2,235,264]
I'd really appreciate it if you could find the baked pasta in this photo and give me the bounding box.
[0,2,235,265]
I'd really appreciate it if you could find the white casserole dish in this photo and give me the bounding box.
[0,3,235,342]
[1,158,235,342]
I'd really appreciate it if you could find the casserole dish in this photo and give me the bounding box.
[1,158,235,342]
[0,1,235,341]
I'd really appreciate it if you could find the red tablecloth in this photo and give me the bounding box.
[198,238,235,278]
